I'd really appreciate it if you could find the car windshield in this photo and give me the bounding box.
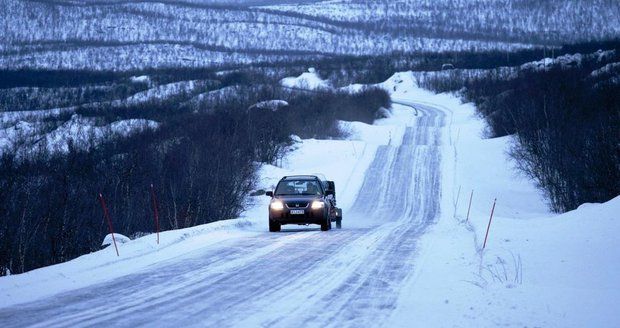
[275,179,322,196]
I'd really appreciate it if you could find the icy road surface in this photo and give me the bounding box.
[0,104,445,327]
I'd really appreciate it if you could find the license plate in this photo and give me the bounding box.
[290,209,305,215]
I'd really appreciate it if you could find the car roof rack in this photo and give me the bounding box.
[282,175,320,180]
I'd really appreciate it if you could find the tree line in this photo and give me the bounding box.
[468,66,619,212]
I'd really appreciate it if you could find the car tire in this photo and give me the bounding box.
[269,220,281,232]
[336,219,342,229]
[320,217,329,231]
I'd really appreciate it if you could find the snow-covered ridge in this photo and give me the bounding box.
[119,80,201,105]
[44,115,159,152]
[0,114,159,156]
[183,85,241,109]
[0,79,212,157]
[590,61,620,77]
[520,49,616,71]
[396,49,620,91]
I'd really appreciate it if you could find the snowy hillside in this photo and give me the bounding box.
[0,79,208,156]
[2,0,619,70]
[1,73,617,327]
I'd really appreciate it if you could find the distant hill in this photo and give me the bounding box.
[1,0,618,70]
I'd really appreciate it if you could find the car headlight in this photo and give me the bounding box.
[270,200,284,210]
[311,201,325,209]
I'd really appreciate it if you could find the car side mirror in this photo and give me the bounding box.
[250,189,266,196]
[325,190,334,196]
[266,191,274,197]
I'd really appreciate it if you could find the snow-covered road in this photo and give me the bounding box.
[0,103,445,327]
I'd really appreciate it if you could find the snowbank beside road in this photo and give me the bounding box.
[0,219,260,307]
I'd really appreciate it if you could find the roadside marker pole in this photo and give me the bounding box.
[482,198,497,249]
[466,190,474,222]
[454,185,461,219]
[98,193,120,256]
[150,184,161,244]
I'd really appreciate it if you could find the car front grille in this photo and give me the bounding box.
[285,201,309,209]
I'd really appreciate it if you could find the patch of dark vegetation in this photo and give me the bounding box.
[0,69,132,88]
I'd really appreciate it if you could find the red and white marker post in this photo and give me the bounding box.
[150,184,160,244]
[98,193,120,256]
[482,198,497,249]
[466,190,474,222]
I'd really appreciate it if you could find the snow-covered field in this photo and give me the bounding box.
[0,72,618,327]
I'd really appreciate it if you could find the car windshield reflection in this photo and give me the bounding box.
[274,179,322,196]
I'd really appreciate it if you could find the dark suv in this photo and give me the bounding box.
[266,175,342,232]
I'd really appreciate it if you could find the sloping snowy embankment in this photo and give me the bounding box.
[383,72,620,327]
